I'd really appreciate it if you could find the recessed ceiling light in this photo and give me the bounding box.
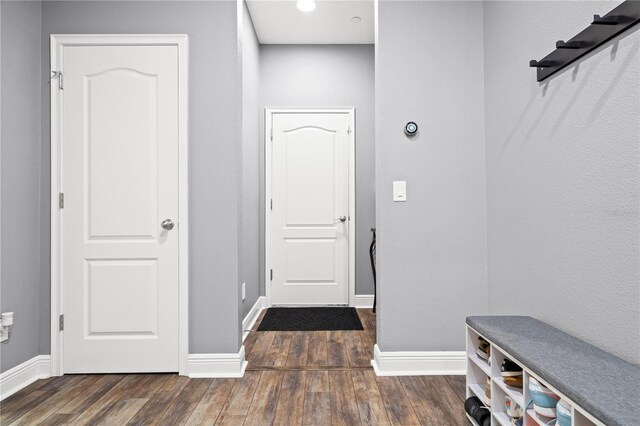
[297,0,316,12]
[351,16,362,24]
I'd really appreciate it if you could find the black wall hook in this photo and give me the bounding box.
[592,14,636,25]
[592,14,623,25]
[530,0,640,82]
[529,60,555,68]
[555,40,588,49]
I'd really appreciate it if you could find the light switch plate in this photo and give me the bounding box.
[393,181,407,202]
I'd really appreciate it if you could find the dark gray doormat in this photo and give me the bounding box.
[257,307,364,331]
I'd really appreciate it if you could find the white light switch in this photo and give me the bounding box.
[393,181,407,202]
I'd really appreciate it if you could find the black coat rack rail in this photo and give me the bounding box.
[530,0,640,82]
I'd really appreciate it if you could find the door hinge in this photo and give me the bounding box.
[270,269,273,281]
[347,125,352,135]
[270,199,273,210]
[51,70,63,90]
[58,193,64,209]
[59,314,64,331]
[270,128,273,142]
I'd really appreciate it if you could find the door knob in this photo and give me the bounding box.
[337,216,347,223]
[161,219,175,230]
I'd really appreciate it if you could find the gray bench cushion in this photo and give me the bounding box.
[466,316,640,426]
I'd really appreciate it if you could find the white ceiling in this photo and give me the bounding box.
[246,0,374,44]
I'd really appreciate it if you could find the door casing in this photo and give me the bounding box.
[50,34,189,376]
[265,108,356,307]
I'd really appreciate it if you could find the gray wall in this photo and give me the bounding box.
[0,1,43,373]
[241,2,261,318]
[39,1,243,355]
[484,1,640,364]
[376,1,488,351]
[259,44,376,297]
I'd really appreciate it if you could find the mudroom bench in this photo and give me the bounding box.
[465,316,640,426]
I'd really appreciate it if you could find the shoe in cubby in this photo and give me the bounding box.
[476,336,490,362]
[529,377,560,418]
[484,378,491,407]
[464,396,491,426]
[501,358,523,377]
[556,399,572,426]
[504,376,523,389]
[505,395,523,418]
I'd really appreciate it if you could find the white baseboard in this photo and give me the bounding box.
[354,294,375,309]
[187,296,263,378]
[251,294,373,310]
[371,344,466,376]
[187,346,247,378]
[0,355,51,400]
[242,296,266,341]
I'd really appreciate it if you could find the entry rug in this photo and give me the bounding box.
[257,307,364,331]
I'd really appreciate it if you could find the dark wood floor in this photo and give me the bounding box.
[0,309,467,425]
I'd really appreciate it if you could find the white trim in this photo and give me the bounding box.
[187,347,248,378]
[347,109,356,308]
[50,34,189,376]
[264,108,356,307]
[354,294,374,309]
[371,344,466,376]
[0,356,51,401]
[265,108,271,307]
[242,296,266,341]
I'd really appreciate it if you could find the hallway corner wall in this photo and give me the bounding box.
[483,0,640,364]
[375,1,488,352]
[0,0,44,373]
[240,1,262,320]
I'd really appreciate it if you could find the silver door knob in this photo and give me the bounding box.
[337,216,347,223]
[161,219,175,230]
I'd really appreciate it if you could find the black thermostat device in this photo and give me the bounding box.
[404,121,418,136]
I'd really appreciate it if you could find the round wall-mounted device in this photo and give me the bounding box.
[404,121,418,136]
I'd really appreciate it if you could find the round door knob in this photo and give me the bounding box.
[338,216,347,222]
[161,219,175,230]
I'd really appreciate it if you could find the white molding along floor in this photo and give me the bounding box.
[242,296,267,341]
[354,294,375,309]
[0,355,51,401]
[187,347,248,378]
[184,297,267,379]
[371,344,466,376]
[2,345,249,390]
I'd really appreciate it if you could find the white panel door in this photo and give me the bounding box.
[270,112,352,305]
[61,44,179,373]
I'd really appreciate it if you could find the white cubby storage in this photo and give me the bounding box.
[465,326,603,426]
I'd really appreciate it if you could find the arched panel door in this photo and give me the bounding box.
[270,111,352,305]
[60,42,181,373]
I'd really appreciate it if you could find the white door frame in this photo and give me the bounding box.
[265,108,356,307]
[50,34,189,376]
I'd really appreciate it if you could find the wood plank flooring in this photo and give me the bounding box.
[244,309,376,371]
[0,309,467,425]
